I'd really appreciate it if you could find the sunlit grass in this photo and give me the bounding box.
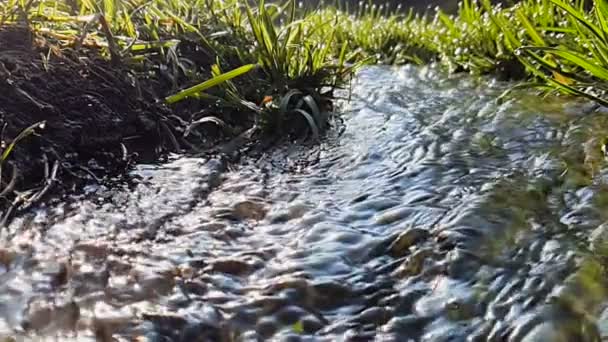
[509,0,608,105]
[4,0,608,133]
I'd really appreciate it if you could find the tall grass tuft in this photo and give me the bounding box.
[509,0,608,105]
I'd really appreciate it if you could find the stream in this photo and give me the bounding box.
[3,65,608,341]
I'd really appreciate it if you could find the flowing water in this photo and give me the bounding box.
[3,66,608,341]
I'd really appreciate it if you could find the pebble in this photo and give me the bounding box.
[388,227,430,257]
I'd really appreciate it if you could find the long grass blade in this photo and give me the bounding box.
[165,64,257,104]
[522,46,608,80]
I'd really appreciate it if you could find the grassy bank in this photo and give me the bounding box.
[0,0,608,218]
[1,0,361,137]
[4,0,608,123]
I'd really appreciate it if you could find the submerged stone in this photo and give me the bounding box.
[388,227,430,257]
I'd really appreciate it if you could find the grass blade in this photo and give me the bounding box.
[522,46,608,80]
[165,64,257,104]
[549,0,606,43]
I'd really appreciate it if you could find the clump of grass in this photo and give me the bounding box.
[238,0,362,137]
[424,0,503,73]
[304,4,432,65]
[509,0,608,105]
[318,0,608,104]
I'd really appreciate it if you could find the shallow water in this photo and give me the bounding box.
[3,66,608,341]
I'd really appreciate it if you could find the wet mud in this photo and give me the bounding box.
[0,25,174,182]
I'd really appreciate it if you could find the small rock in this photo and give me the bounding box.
[467,320,493,342]
[300,315,324,333]
[256,317,279,338]
[209,259,254,275]
[239,331,263,342]
[0,248,15,269]
[445,298,476,321]
[540,240,562,262]
[91,302,134,340]
[175,265,194,279]
[354,307,392,326]
[392,248,435,278]
[382,315,429,337]
[375,207,413,225]
[233,200,267,221]
[22,298,79,333]
[180,279,208,296]
[388,228,429,257]
[598,306,608,339]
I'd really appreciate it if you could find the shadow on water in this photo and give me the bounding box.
[3,66,608,341]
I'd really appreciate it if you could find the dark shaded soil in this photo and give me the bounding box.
[0,25,310,224]
[0,26,182,215]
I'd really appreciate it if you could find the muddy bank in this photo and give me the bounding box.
[0,26,169,178]
[0,26,250,221]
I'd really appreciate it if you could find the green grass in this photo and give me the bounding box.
[3,0,608,142]
[511,0,608,105]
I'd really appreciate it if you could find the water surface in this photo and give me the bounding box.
[2,66,608,341]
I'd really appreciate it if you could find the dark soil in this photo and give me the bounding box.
[0,26,183,217]
[0,25,323,224]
